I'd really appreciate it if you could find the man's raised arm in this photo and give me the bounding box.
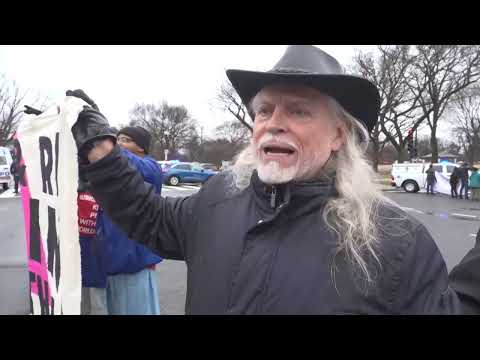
[69,89,194,261]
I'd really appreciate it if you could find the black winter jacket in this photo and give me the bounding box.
[458,167,470,181]
[10,161,19,177]
[85,146,480,314]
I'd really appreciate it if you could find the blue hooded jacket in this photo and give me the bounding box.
[80,232,107,287]
[97,149,163,276]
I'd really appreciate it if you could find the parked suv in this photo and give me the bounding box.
[391,162,459,193]
[163,162,216,186]
[0,147,13,191]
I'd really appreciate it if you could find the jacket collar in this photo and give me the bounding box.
[250,170,338,216]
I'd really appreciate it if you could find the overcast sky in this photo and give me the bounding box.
[0,45,380,137]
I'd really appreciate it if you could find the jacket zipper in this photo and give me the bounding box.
[270,186,277,209]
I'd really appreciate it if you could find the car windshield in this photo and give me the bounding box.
[0,156,6,165]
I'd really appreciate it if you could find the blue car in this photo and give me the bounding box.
[163,162,217,186]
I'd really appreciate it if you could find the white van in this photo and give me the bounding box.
[0,147,13,190]
[391,162,459,193]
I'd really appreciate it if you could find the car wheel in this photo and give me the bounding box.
[169,176,180,186]
[2,183,8,190]
[403,180,418,193]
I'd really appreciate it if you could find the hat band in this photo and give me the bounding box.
[270,67,312,74]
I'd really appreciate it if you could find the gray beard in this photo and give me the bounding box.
[224,141,332,197]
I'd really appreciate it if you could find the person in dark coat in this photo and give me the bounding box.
[68,46,480,314]
[425,164,437,195]
[459,162,470,199]
[9,159,20,195]
[450,166,460,198]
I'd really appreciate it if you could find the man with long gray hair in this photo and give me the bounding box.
[70,45,480,314]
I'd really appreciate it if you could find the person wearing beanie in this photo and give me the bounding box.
[95,125,164,314]
[117,126,152,155]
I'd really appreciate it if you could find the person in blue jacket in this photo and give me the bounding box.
[97,126,163,315]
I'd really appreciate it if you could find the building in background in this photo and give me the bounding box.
[420,152,461,163]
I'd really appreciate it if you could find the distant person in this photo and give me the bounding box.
[450,166,460,198]
[459,162,470,200]
[469,168,480,201]
[425,164,437,195]
[9,159,20,195]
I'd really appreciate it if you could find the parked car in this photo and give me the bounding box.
[0,147,13,191]
[157,160,179,172]
[220,161,233,171]
[163,162,216,186]
[391,162,459,193]
[200,163,219,171]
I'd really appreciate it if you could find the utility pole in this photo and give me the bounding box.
[164,131,170,160]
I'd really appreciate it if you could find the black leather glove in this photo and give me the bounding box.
[66,89,99,110]
[24,105,43,115]
[67,89,116,161]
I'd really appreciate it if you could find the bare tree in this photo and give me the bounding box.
[215,120,251,146]
[0,76,29,146]
[196,138,244,166]
[352,46,430,167]
[182,134,203,162]
[414,135,433,157]
[450,86,480,164]
[215,81,253,133]
[409,45,480,162]
[129,101,199,159]
[413,135,461,160]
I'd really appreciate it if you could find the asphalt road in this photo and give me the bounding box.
[0,193,29,314]
[384,189,479,272]
[1,184,479,315]
[154,184,197,315]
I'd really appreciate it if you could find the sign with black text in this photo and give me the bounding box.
[17,97,87,315]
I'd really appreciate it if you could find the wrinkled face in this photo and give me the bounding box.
[251,84,345,184]
[117,134,145,157]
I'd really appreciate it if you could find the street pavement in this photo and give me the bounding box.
[0,193,29,314]
[1,182,479,314]
[383,188,479,272]
[154,184,198,315]
[161,184,201,198]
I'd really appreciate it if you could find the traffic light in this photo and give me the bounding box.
[407,138,414,152]
[407,129,414,158]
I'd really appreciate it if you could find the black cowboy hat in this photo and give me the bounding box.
[226,45,380,133]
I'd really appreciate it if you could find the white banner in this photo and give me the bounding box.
[16,97,86,315]
[431,172,452,195]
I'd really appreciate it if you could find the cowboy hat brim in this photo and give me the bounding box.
[226,69,380,133]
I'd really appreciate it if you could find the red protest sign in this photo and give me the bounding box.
[77,192,99,237]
